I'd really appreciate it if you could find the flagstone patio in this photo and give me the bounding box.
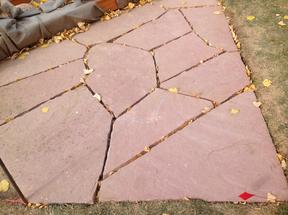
[0,0,287,204]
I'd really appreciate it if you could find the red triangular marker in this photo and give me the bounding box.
[239,192,254,200]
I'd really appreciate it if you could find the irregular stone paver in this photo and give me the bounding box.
[75,3,165,45]
[104,89,212,173]
[115,10,191,50]
[0,40,85,87]
[154,32,219,81]
[100,92,288,202]
[86,43,155,116]
[153,0,217,8]
[182,6,237,51]
[0,60,84,125]
[162,52,250,102]
[0,87,112,203]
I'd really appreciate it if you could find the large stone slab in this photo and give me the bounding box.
[86,43,155,116]
[154,0,218,8]
[181,6,237,51]
[162,52,250,102]
[0,87,112,203]
[115,9,191,50]
[0,41,85,87]
[154,32,219,82]
[100,92,288,202]
[74,3,165,45]
[104,89,212,173]
[0,60,84,125]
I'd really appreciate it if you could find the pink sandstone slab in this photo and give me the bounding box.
[104,89,212,173]
[154,32,219,82]
[74,3,165,45]
[115,10,191,50]
[0,40,86,87]
[181,6,237,51]
[86,43,155,116]
[0,87,112,203]
[100,92,288,202]
[162,52,250,102]
[153,0,218,8]
[0,60,84,125]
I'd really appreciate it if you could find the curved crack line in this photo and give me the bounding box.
[84,83,116,118]
[159,4,218,10]
[106,10,169,44]
[158,87,216,105]
[178,8,224,52]
[0,83,83,127]
[0,57,82,89]
[161,50,226,84]
[117,88,156,118]
[101,86,251,181]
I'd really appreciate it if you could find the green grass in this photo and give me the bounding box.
[1,0,288,214]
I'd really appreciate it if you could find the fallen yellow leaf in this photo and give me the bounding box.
[0,180,10,192]
[244,84,256,92]
[267,192,277,203]
[253,101,262,107]
[127,2,135,9]
[277,153,284,161]
[93,93,102,101]
[247,15,255,21]
[213,11,222,15]
[41,107,49,113]
[40,43,49,48]
[168,87,178,93]
[262,79,272,87]
[284,15,288,20]
[278,20,286,26]
[83,68,94,75]
[230,108,240,115]
[18,52,29,60]
[144,146,151,152]
[281,160,287,170]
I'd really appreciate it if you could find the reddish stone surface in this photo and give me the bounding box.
[0,87,112,203]
[75,3,165,45]
[162,52,250,102]
[104,89,212,173]
[182,6,237,51]
[115,10,191,50]
[154,33,219,82]
[86,43,155,116]
[0,60,84,125]
[100,93,288,202]
[0,41,85,87]
[154,0,218,8]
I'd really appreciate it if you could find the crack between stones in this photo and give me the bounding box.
[0,159,28,204]
[101,86,250,181]
[158,87,216,105]
[0,83,83,127]
[0,58,82,89]
[160,4,219,10]
[178,9,224,52]
[106,10,169,44]
[151,53,160,87]
[92,117,116,203]
[117,88,156,118]
[161,50,226,84]
[84,83,116,118]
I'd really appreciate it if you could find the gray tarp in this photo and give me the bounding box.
[0,0,134,60]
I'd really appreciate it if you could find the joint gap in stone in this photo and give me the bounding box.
[0,83,83,127]
[84,83,116,118]
[161,50,226,84]
[151,53,160,87]
[0,159,28,205]
[0,58,82,89]
[117,88,155,119]
[92,117,116,203]
[149,30,193,52]
[102,86,252,180]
